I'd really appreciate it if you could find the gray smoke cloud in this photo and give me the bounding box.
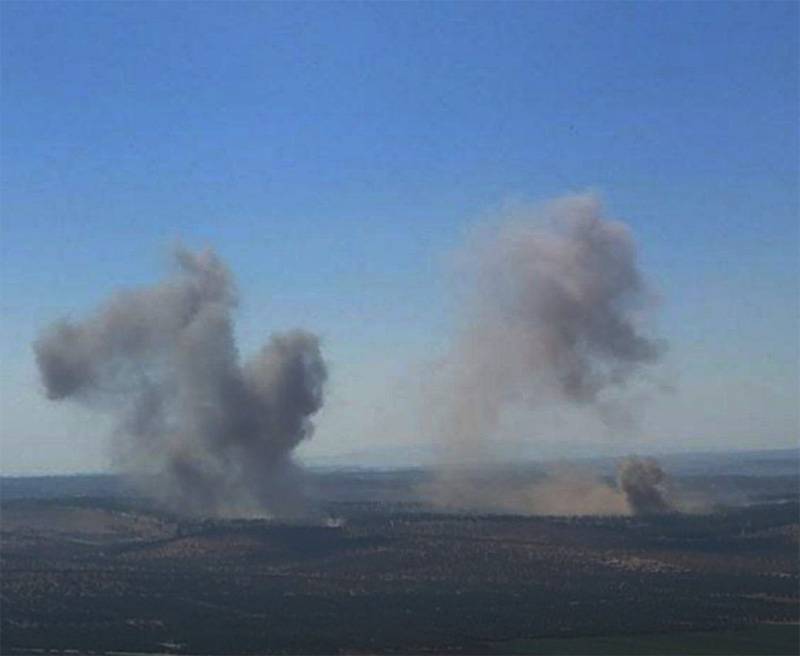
[617,457,672,515]
[34,247,327,517]
[427,193,668,515]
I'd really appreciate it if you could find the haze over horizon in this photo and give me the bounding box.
[1,2,798,476]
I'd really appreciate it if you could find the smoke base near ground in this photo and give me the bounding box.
[418,457,675,516]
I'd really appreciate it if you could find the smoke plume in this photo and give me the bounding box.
[34,248,327,517]
[427,193,668,515]
[617,457,671,515]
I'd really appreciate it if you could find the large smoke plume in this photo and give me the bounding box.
[34,248,327,517]
[427,193,671,515]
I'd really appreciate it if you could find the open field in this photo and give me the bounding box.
[488,624,800,655]
[1,463,798,654]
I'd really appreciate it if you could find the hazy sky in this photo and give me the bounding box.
[1,1,797,474]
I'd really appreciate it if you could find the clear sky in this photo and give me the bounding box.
[1,1,797,474]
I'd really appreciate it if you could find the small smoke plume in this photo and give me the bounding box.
[427,194,668,515]
[617,457,672,515]
[34,248,327,517]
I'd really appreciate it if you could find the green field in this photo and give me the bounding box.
[489,624,800,655]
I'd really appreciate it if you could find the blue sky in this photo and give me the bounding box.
[1,1,797,474]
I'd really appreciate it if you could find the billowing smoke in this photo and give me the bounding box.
[34,248,327,517]
[427,193,668,515]
[617,457,671,515]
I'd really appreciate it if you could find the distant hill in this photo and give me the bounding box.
[0,473,126,501]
